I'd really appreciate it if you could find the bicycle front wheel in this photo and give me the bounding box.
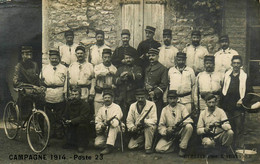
[26,110,50,153]
[3,101,19,139]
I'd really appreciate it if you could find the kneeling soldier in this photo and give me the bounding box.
[155,90,193,157]
[197,94,233,154]
[95,89,123,154]
[62,86,92,153]
[127,89,157,154]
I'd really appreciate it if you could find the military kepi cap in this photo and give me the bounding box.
[21,46,33,52]
[49,50,60,56]
[96,30,104,36]
[145,26,156,33]
[204,55,215,62]
[191,30,201,36]
[103,89,114,97]
[148,48,160,55]
[205,93,216,101]
[135,88,146,95]
[64,30,74,37]
[102,48,112,55]
[121,29,130,36]
[167,90,178,98]
[163,29,172,36]
[231,55,242,61]
[219,35,229,42]
[75,45,85,53]
[176,52,186,58]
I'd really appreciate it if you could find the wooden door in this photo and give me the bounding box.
[121,0,165,48]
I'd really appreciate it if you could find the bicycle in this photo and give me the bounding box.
[3,86,50,153]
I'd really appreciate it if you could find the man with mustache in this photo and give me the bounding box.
[214,35,239,75]
[93,48,117,114]
[222,55,252,148]
[183,30,209,75]
[112,29,141,68]
[114,52,143,122]
[59,30,78,67]
[68,46,95,102]
[62,86,91,153]
[168,52,195,114]
[144,48,167,121]
[127,89,157,154]
[155,90,193,157]
[13,46,42,118]
[194,56,223,111]
[41,50,67,139]
[89,30,110,66]
[95,89,123,154]
[137,26,161,69]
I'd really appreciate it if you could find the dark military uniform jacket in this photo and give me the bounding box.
[112,46,142,68]
[13,61,39,87]
[137,39,161,68]
[144,61,168,99]
[114,64,143,104]
[63,99,91,125]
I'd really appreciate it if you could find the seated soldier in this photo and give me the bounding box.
[127,89,157,154]
[94,89,123,154]
[62,86,92,153]
[155,90,193,157]
[197,94,234,154]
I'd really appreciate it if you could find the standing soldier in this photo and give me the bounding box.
[93,48,117,114]
[183,30,209,75]
[137,26,161,69]
[194,56,223,111]
[59,30,78,67]
[68,45,95,102]
[95,89,123,154]
[155,90,193,157]
[127,89,157,154]
[144,48,168,120]
[158,29,178,69]
[112,29,141,68]
[114,52,143,122]
[89,30,110,66]
[197,94,234,154]
[41,50,67,138]
[222,55,252,148]
[214,35,239,74]
[168,52,195,114]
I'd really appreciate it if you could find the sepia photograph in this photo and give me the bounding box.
[0,0,260,163]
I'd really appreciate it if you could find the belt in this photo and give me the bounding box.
[177,92,191,97]
[46,85,64,89]
[78,84,91,89]
[95,86,103,94]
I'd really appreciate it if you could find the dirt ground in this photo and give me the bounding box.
[1,120,260,164]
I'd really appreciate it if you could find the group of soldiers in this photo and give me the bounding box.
[13,25,252,157]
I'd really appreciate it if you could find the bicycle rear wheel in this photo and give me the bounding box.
[26,110,50,153]
[3,101,20,139]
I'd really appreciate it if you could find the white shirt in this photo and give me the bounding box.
[158,45,179,69]
[214,48,239,74]
[183,45,209,74]
[89,44,110,66]
[59,43,78,66]
[168,66,195,103]
[41,64,67,103]
[94,63,117,88]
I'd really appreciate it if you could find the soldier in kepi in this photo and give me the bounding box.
[68,45,95,102]
[155,90,193,157]
[168,52,195,114]
[197,94,234,155]
[127,89,157,154]
[94,89,123,155]
[144,48,168,121]
[58,30,78,67]
[137,26,161,69]
[183,30,209,76]
[62,86,92,153]
[114,52,143,123]
[194,56,223,111]
[41,50,67,139]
